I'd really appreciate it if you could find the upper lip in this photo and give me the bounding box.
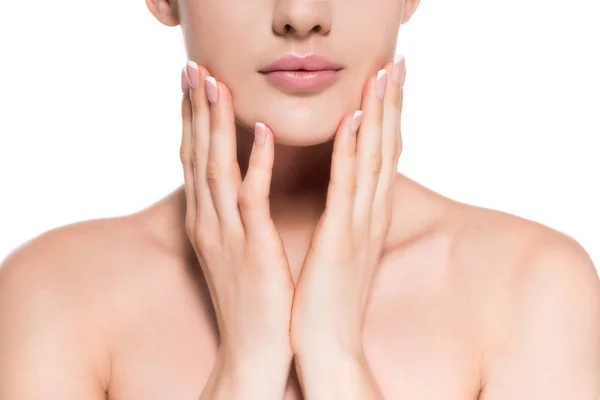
[259,54,344,73]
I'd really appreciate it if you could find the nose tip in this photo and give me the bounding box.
[279,23,326,37]
[272,1,332,38]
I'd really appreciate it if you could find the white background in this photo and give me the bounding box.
[0,0,598,270]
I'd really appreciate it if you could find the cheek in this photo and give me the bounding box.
[346,1,403,62]
[183,3,257,72]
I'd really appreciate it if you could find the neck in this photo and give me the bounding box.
[235,123,334,225]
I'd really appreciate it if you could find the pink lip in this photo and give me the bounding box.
[262,69,342,92]
[259,53,344,93]
[260,54,344,73]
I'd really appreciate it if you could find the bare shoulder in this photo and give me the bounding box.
[446,202,600,398]
[448,202,599,299]
[0,214,185,398]
[0,214,181,300]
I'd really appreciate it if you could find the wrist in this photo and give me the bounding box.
[291,331,363,361]
[294,347,379,400]
[294,341,364,369]
[220,340,293,371]
[204,346,293,400]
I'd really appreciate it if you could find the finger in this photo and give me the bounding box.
[187,61,219,229]
[324,111,361,231]
[180,66,197,233]
[205,76,244,234]
[373,56,405,225]
[353,67,388,232]
[238,122,275,236]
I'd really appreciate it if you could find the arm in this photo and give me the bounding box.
[480,235,600,399]
[181,62,294,399]
[0,245,108,399]
[289,57,406,400]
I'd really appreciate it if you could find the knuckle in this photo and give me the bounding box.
[238,186,265,209]
[237,188,254,207]
[346,178,358,196]
[395,145,403,161]
[181,102,191,119]
[389,141,401,163]
[205,160,220,183]
[179,147,190,165]
[191,152,200,171]
[190,96,203,113]
[369,154,383,174]
[348,182,357,196]
[191,103,202,114]
[389,91,402,108]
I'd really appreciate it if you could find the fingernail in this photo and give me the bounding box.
[399,63,406,88]
[254,122,267,146]
[181,67,190,93]
[392,55,406,86]
[186,60,199,89]
[375,69,388,101]
[349,110,363,135]
[205,76,218,105]
[255,122,267,146]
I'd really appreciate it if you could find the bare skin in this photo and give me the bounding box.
[2,171,599,399]
[2,1,600,397]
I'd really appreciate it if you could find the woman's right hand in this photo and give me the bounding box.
[180,61,294,398]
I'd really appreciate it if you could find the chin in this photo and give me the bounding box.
[269,108,343,146]
[234,92,351,147]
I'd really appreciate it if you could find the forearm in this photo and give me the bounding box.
[294,346,384,400]
[200,346,293,400]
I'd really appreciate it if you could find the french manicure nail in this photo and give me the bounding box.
[186,60,199,89]
[375,69,388,101]
[255,122,267,146]
[399,63,406,88]
[181,67,190,93]
[393,55,405,85]
[349,110,363,135]
[205,76,218,105]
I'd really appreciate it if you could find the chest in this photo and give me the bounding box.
[106,289,482,399]
[106,234,483,399]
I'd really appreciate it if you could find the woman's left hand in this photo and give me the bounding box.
[290,57,406,358]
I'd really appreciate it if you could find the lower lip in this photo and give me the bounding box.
[261,69,342,92]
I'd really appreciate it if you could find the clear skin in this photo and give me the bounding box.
[0,1,600,400]
[181,55,404,399]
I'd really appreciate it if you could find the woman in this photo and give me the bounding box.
[1,0,599,398]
